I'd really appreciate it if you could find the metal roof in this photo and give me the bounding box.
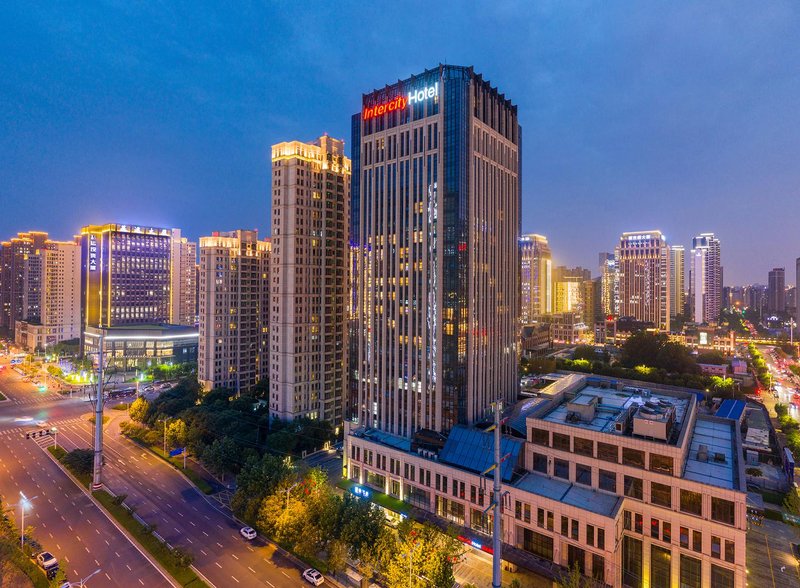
[439,425,522,482]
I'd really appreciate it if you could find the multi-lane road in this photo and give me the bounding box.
[0,358,315,588]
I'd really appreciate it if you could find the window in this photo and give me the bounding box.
[623,510,632,531]
[711,497,735,526]
[622,536,642,588]
[622,447,645,469]
[724,540,735,563]
[650,545,671,588]
[650,518,660,539]
[711,536,721,559]
[554,458,569,480]
[599,470,616,493]
[553,433,571,452]
[597,528,605,550]
[574,437,594,457]
[650,482,672,508]
[711,565,734,588]
[521,528,553,561]
[587,524,595,547]
[537,508,544,528]
[530,428,549,446]
[575,463,592,486]
[598,442,618,463]
[524,504,531,523]
[635,513,643,534]
[649,453,674,475]
[680,527,689,549]
[662,522,671,544]
[571,519,579,541]
[561,516,568,537]
[680,555,702,588]
[692,530,702,553]
[547,511,554,531]
[680,489,702,516]
[533,453,548,473]
[591,553,604,583]
[515,500,522,520]
[624,476,643,500]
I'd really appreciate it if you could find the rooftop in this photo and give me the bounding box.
[683,418,737,490]
[541,384,690,443]
[515,472,621,517]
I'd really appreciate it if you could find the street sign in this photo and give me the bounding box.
[169,447,184,457]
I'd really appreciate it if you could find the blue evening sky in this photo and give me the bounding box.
[1,1,798,284]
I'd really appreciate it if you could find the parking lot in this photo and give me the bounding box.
[748,520,800,587]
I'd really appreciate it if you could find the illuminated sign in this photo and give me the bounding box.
[352,485,371,499]
[363,82,439,120]
[457,534,494,555]
[89,235,98,271]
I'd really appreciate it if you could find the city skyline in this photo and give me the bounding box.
[1,3,799,284]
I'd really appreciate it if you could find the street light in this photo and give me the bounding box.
[159,417,171,456]
[65,568,102,587]
[52,427,58,450]
[18,492,38,550]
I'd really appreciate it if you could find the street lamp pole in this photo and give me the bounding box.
[161,417,171,456]
[19,492,37,550]
[91,332,105,491]
[52,427,58,450]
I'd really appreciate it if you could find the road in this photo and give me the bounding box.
[0,358,171,587]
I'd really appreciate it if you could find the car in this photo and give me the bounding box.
[36,551,59,571]
[303,568,324,586]
[239,526,257,540]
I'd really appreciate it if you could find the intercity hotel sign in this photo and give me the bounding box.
[363,82,439,121]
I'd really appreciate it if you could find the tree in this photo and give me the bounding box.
[256,478,307,546]
[654,341,696,374]
[61,449,94,477]
[231,453,293,523]
[129,397,150,423]
[327,539,348,575]
[785,487,800,515]
[202,438,239,481]
[557,564,591,588]
[620,332,667,368]
[166,419,188,449]
[696,350,727,365]
[381,521,464,588]
[573,345,598,362]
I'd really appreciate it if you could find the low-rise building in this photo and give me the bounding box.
[82,324,198,370]
[344,374,746,587]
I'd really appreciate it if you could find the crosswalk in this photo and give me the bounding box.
[7,393,66,405]
[0,417,85,439]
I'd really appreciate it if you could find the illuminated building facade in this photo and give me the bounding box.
[170,229,198,326]
[669,245,685,321]
[351,65,521,437]
[599,252,618,318]
[616,231,670,332]
[520,234,552,322]
[198,230,270,392]
[80,224,173,332]
[15,240,81,351]
[0,231,49,336]
[688,234,722,325]
[767,267,785,313]
[83,324,198,370]
[269,136,351,423]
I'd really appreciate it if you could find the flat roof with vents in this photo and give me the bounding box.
[683,418,737,490]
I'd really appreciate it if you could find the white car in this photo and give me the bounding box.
[36,551,58,570]
[303,568,324,586]
[239,526,257,541]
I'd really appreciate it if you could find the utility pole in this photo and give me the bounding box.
[91,332,105,491]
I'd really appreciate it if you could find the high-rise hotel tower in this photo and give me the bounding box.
[351,65,521,437]
[616,231,671,331]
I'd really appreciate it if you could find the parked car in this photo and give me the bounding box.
[303,568,325,586]
[239,526,257,541]
[36,551,59,571]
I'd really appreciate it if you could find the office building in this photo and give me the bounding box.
[198,230,270,392]
[170,229,198,326]
[552,266,591,315]
[669,245,685,321]
[616,231,670,332]
[83,324,198,370]
[344,374,745,587]
[350,64,520,437]
[80,224,173,331]
[15,240,81,351]
[599,252,618,318]
[767,268,785,313]
[688,234,722,325]
[269,136,351,423]
[0,231,49,337]
[520,234,552,322]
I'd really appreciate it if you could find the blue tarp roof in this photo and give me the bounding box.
[715,399,746,421]
[439,425,522,482]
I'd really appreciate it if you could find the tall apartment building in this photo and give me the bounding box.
[520,234,552,322]
[0,231,49,336]
[170,229,198,326]
[767,267,786,313]
[351,64,521,437]
[198,230,270,392]
[599,252,618,318]
[688,234,722,325]
[669,245,685,321]
[15,240,81,351]
[616,231,670,331]
[269,136,350,423]
[552,266,591,314]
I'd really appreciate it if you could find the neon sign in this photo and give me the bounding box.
[89,235,98,271]
[352,485,371,499]
[363,82,439,121]
[456,534,494,555]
